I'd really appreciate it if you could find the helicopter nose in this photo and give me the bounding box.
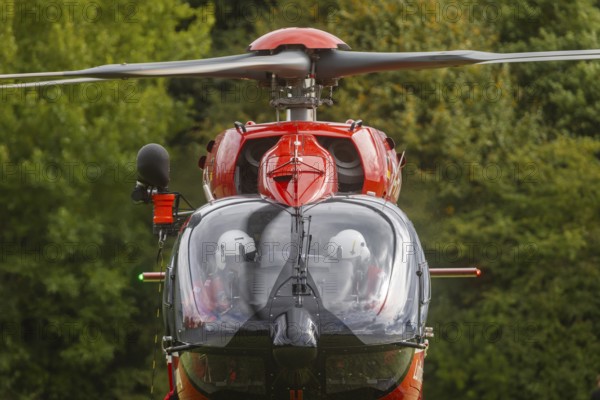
[271,307,318,368]
[272,307,318,347]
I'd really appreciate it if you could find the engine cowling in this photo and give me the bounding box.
[258,134,337,207]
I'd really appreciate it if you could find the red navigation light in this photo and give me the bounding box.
[430,267,482,278]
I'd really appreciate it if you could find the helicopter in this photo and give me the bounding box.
[2,27,600,400]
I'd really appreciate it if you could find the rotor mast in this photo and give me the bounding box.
[286,77,317,121]
[248,28,348,122]
[270,75,330,122]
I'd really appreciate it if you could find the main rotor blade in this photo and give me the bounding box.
[317,49,600,79]
[0,77,110,89]
[0,51,311,86]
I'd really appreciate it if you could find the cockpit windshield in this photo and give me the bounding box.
[176,197,422,346]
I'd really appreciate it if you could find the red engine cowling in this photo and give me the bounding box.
[257,134,337,207]
[201,121,403,205]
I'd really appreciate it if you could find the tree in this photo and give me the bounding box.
[0,1,213,398]
[4,0,599,398]
[308,1,600,399]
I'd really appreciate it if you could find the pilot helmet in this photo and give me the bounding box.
[216,229,256,270]
[329,229,370,262]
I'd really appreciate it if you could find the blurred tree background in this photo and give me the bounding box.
[1,0,599,399]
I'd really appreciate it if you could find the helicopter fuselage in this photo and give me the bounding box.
[163,194,430,400]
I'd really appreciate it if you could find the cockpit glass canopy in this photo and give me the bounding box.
[177,198,422,346]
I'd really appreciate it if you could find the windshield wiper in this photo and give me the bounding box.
[292,211,312,305]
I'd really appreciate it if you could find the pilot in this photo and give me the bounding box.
[207,230,256,313]
[329,229,385,306]
[216,229,257,271]
[329,229,371,264]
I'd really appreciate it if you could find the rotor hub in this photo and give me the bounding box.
[248,27,350,51]
[250,28,345,121]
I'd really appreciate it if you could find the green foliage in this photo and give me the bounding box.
[0,1,213,398]
[2,0,599,399]
[312,1,600,399]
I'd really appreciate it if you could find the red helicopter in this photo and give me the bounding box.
[3,27,600,400]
